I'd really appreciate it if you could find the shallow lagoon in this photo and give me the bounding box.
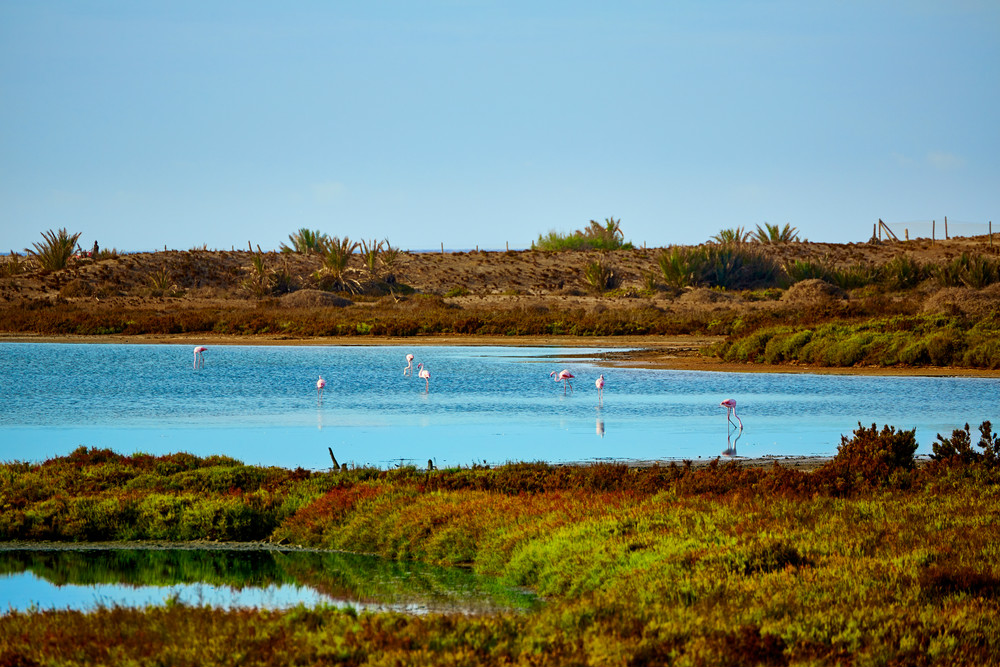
[2,342,997,468]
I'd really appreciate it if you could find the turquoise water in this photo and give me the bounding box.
[0,547,540,614]
[1,342,997,468]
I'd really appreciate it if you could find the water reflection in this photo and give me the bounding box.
[596,418,605,438]
[0,548,540,615]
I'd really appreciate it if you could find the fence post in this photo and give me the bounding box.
[990,221,993,248]
[441,242,444,255]
[945,216,948,240]
[932,220,935,242]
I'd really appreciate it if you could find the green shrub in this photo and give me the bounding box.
[583,258,622,294]
[785,259,829,283]
[880,255,924,290]
[532,218,633,251]
[657,245,785,291]
[828,263,878,290]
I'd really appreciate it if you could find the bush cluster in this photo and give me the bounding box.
[716,315,1000,369]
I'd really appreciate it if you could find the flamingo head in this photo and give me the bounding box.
[720,399,737,409]
[417,363,423,370]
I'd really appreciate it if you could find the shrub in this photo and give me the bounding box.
[657,245,784,291]
[931,421,1000,467]
[532,218,634,251]
[583,258,622,294]
[828,264,878,290]
[880,255,924,290]
[657,246,703,288]
[820,423,917,493]
[934,253,999,289]
[0,251,27,277]
[25,228,82,271]
[785,259,829,283]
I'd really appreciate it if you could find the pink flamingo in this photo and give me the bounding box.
[417,362,431,392]
[316,375,326,397]
[596,374,605,403]
[193,345,207,369]
[404,353,415,376]
[550,369,574,394]
[720,398,743,432]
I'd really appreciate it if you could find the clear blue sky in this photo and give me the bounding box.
[2,1,997,252]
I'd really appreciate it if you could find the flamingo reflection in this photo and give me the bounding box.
[720,398,743,456]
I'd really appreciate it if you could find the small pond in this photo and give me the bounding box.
[0,547,541,615]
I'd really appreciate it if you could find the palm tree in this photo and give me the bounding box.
[26,228,82,270]
[280,228,329,253]
[753,223,799,244]
[711,227,751,245]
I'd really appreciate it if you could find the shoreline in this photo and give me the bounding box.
[4,332,1000,377]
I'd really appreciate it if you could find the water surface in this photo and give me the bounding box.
[0,547,540,615]
[1,342,996,468]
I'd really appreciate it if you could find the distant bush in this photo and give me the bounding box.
[717,315,1000,369]
[935,253,1000,289]
[532,218,634,251]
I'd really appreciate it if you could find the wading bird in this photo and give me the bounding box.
[193,346,207,369]
[317,375,326,397]
[417,363,431,392]
[596,374,605,403]
[550,369,574,394]
[720,398,744,455]
[720,398,743,432]
[403,353,414,376]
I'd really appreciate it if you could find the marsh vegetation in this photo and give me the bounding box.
[1,426,999,664]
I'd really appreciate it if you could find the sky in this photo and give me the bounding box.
[1,1,997,253]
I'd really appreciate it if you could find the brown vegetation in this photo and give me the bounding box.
[2,236,1000,370]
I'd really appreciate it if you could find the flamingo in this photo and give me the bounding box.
[596,374,605,403]
[193,345,207,369]
[316,375,326,397]
[550,369,574,394]
[403,353,414,376]
[720,398,742,431]
[417,362,431,392]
